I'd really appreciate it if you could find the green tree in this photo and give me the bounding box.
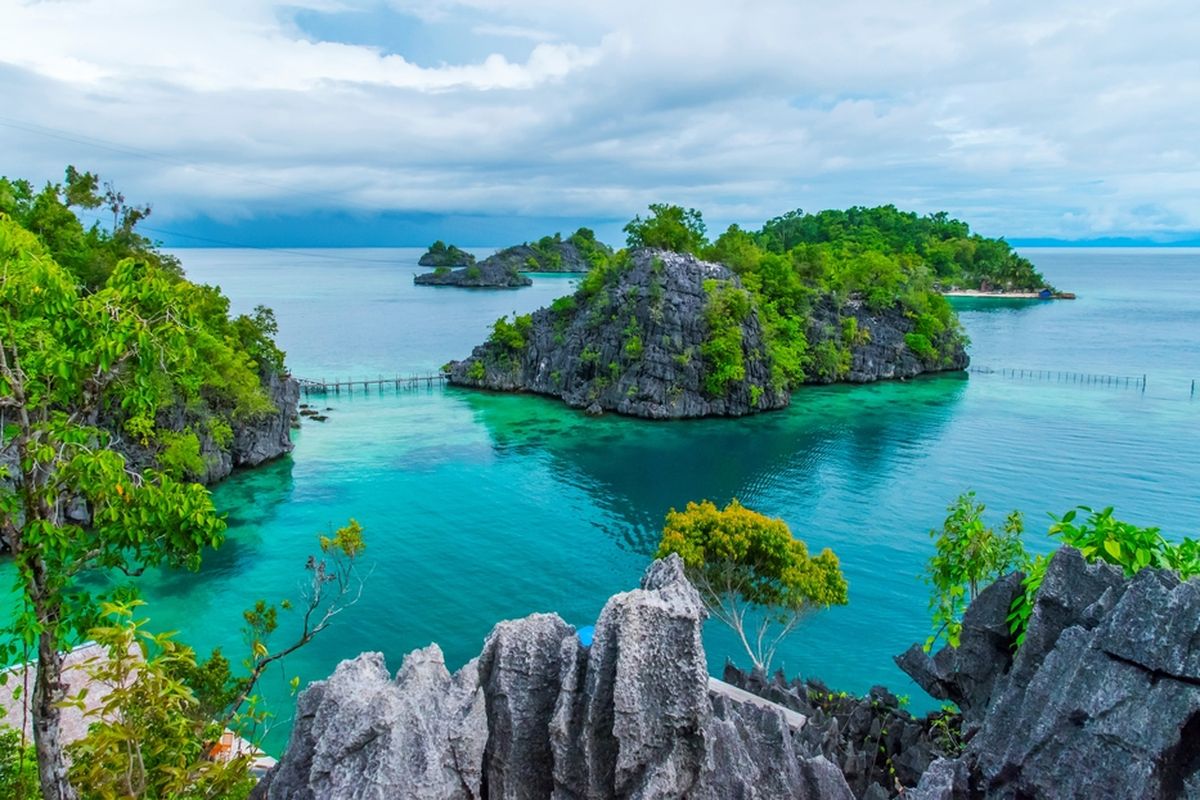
[63,521,366,799]
[0,726,39,798]
[656,499,848,671]
[923,492,1026,650]
[0,209,282,798]
[623,203,708,255]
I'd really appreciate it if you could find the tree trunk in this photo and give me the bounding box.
[33,628,78,800]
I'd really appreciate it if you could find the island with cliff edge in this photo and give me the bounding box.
[445,204,1001,418]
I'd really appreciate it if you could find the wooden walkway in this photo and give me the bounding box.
[968,366,1146,390]
[298,373,448,395]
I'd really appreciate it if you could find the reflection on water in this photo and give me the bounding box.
[459,376,969,554]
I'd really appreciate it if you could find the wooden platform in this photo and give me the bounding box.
[708,676,807,731]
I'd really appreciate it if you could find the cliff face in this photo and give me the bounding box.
[256,555,854,800]
[446,249,967,419]
[897,548,1200,799]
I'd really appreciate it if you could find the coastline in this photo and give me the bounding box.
[942,290,1075,299]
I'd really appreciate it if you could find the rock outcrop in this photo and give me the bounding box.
[415,259,532,288]
[898,547,1200,799]
[482,239,604,274]
[256,556,855,799]
[720,667,955,798]
[446,249,967,419]
[419,242,477,268]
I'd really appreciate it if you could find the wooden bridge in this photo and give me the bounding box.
[297,373,448,396]
[968,366,1146,390]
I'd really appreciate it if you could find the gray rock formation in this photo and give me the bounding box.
[899,548,1200,799]
[415,259,532,288]
[720,668,953,797]
[257,556,855,799]
[446,249,967,419]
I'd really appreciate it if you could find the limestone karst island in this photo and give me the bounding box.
[1,4,1198,800]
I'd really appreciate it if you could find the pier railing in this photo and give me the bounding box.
[298,373,448,396]
[968,366,1146,390]
[295,369,1194,398]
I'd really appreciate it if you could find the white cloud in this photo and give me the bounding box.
[0,0,1197,239]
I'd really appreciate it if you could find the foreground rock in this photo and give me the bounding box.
[721,667,957,798]
[446,249,968,419]
[255,555,854,799]
[897,548,1200,799]
[415,258,532,288]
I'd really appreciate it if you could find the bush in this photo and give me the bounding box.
[624,204,707,254]
[1008,507,1200,646]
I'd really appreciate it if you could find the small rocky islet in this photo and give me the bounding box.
[446,248,968,419]
[414,228,613,287]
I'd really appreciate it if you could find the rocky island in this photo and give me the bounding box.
[414,229,612,287]
[483,228,613,273]
[418,240,476,268]
[446,248,967,419]
[414,258,533,288]
[254,548,1200,799]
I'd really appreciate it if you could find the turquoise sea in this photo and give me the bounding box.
[29,248,1200,751]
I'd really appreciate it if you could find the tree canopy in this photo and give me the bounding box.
[656,499,848,671]
[0,168,299,799]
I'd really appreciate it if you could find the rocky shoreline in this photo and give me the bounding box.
[415,259,532,288]
[446,249,968,419]
[253,547,1200,799]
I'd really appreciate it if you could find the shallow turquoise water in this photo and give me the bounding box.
[15,247,1200,751]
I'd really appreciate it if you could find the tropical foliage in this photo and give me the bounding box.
[0,168,332,799]
[1007,507,1200,646]
[922,493,1027,650]
[656,499,848,672]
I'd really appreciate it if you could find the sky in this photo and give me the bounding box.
[1,0,1198,247]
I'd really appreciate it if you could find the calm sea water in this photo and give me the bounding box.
[15,247,1200,751]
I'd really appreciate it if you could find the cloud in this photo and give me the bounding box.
[0,0,1197,240]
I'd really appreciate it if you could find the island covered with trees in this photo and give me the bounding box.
[446,203,1000,418]
[414,228,613,287]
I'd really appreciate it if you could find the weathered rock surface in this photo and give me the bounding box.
[446,249,967,419]
[258,555,855,799]
[721,667,955,798]
[899,547,1200,799]
[415,258,532,288]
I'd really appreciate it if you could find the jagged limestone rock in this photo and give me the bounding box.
[902,548,1200,799]
[262,555,857,799]
[261,647,486,799]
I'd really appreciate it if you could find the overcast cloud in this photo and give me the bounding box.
[1,0,1197,243]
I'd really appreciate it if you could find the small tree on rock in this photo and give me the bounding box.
[923,491,1026,651]
[656,499,848,672]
